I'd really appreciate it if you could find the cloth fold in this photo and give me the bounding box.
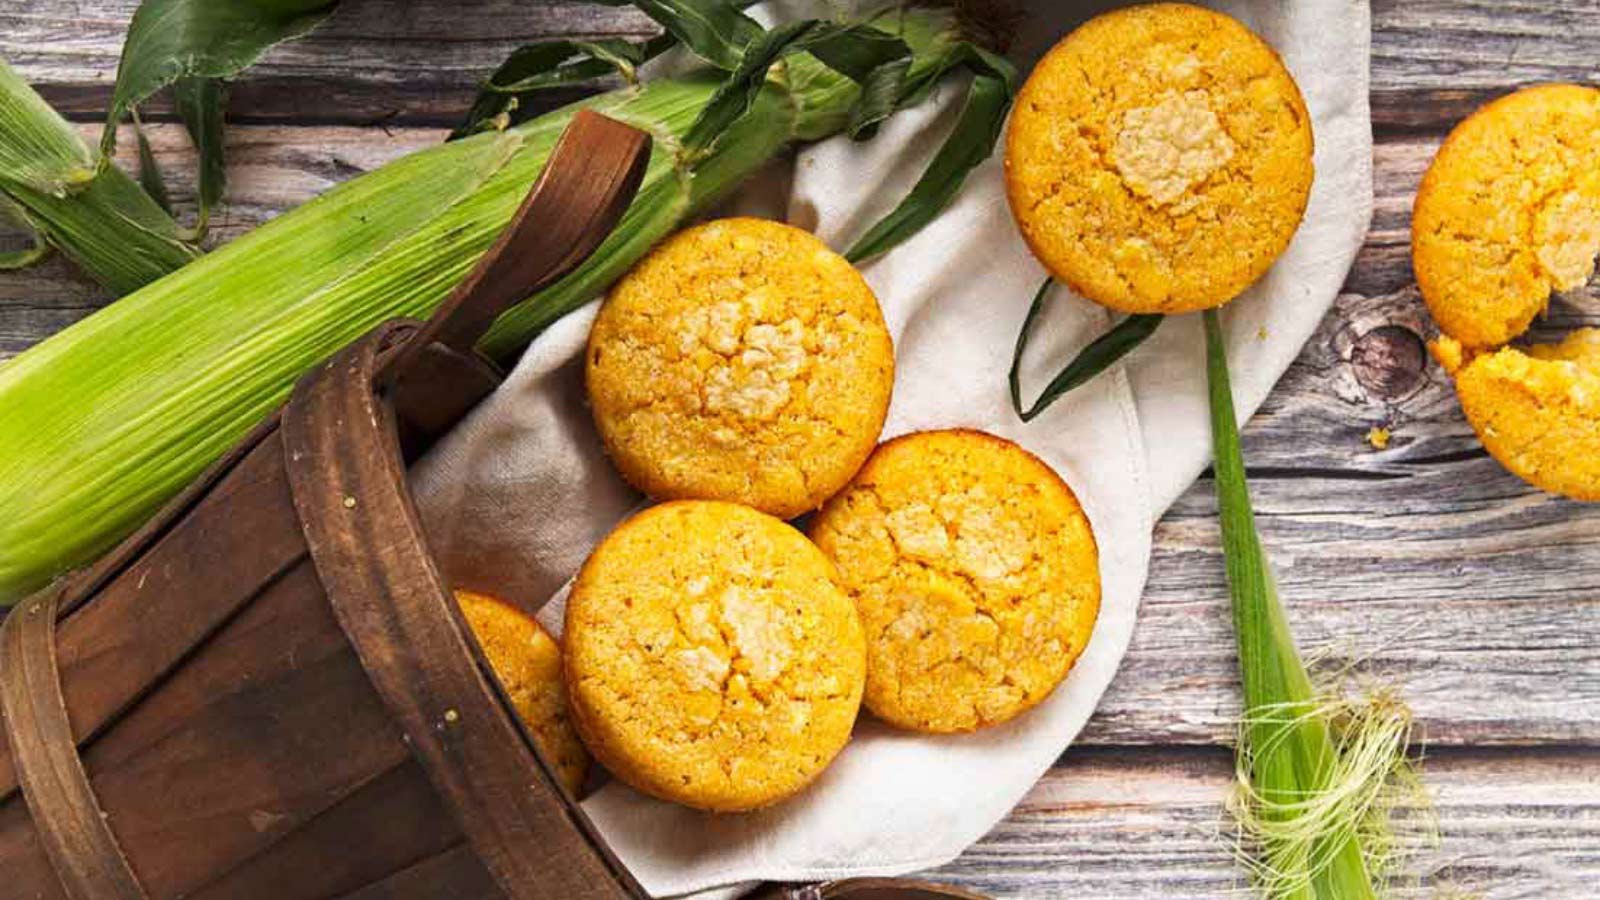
[411,2,1372,895]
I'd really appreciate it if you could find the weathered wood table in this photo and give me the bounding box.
[3,2,1597,896]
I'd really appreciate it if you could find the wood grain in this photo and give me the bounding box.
[6,0,1600,129]
[2,0,652,126]
[922,745,1600,899]
[1371,0,1600,132]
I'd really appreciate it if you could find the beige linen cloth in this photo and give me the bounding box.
[411,1,1372,895]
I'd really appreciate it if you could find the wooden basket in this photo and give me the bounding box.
[0,111,985,900]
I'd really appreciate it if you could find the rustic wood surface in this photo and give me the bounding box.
[2,1,1597,897]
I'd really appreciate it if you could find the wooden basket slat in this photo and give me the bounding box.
[284,331,636,900]
[0,788,64,893]
[1,588,149,900]
[185,758,462,900]
[0,430,303,803]
[75,559,408,896]
[339,844,500,900]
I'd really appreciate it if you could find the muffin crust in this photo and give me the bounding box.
[1004,2,1314,313]
[564,501,866,811]
[456,590,589,794]
[586,218,893,519]
[1413,84,1600,348]
[809,430,1101,733]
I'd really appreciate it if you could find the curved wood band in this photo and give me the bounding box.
[283,329,639,900]
[0,588,149,900]
[278,111,649,899]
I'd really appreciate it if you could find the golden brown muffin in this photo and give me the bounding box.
[586,218,894,519]
[455,590,589,794]
[563,501,865,812]
[809,430,1101,733]
[1414,84,1600,349]
[1004,2,1314,314]
[1431,330,1600,501]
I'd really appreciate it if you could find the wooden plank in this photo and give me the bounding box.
[1370,0,1600,131]
[1085,475,1600,746]
[919,746,1600,899]
[2,0,651,125]
[1372,0,1600,91]
[4,1,1600,128]
[3,119,1598,746]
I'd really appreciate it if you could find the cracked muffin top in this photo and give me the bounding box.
[586,217,893,519]
[1004,2,1314,314]
[1414,84,1600,349]
[809,430,1101,733]
[564,500,865,811]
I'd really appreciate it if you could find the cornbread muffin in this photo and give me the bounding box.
[809,430,1101,733]
[563,501,866,811]
[586,218,894,519]
[1004,3,1314,314]
[455,590,589,793]
[1414,84,1600,349]
[1432,330,1600,501]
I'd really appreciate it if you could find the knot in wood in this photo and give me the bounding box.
[1350,324,1426,400]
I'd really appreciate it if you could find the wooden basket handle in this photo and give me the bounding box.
[392,109,651,372]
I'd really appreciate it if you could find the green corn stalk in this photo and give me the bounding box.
[1008,299,1426,895]
[1204,309,1421,898]
[0,6,999,602]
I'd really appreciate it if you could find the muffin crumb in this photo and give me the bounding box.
[1431,329,1600,500]
[1114,90,1237,207]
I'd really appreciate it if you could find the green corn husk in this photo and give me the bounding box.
[101,0,340,238]
[1009,278,1163,422]
[0,58,197,293]
[0,10,968,602]
[1204,309,1424,898]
